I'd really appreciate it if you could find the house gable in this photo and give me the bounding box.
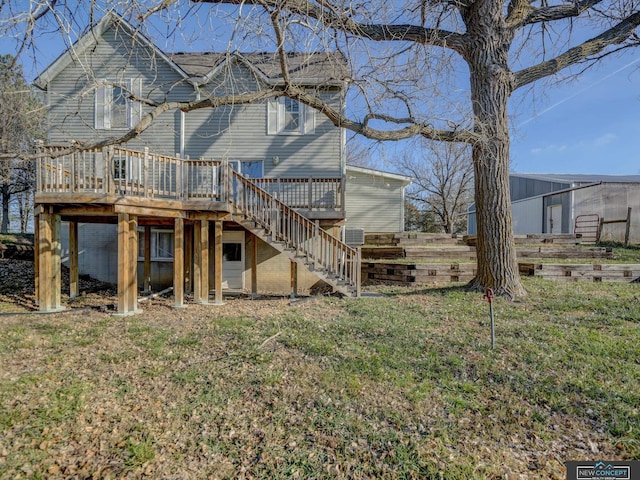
[34,12,190,90]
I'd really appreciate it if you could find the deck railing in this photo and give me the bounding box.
[37,146,224,201]
[231,166,360,293]
[252,177,344,210]
[37,146,345,210]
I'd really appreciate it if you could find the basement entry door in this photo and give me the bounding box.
[222,231,245,290]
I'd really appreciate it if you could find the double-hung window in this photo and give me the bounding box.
[267,97,315,135]
[95,78,143,129]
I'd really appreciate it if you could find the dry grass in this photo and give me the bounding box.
[0,265,638,479]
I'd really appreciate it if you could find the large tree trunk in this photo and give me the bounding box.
[465,2,526,299]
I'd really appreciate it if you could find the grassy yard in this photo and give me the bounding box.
[0,278,638,479]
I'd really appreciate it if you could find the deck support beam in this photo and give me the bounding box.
[290,260,298,298]
[128,215,139,312]
[69,221,79,298]
[173,217,185,308]
[185,223,193,295]
[34,213,39,305]
[193,220,209,304]
[37,211,64,312]
[250,233,258,297]
[214,219,223,305]
[116,213,139,316]
[143,225,151,293]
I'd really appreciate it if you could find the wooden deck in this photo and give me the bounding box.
[36,146,345,214]
[34,146,360,314]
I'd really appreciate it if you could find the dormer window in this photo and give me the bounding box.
[267,97,315,135]
[95,79,143,129]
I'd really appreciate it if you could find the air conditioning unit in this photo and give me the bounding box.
[344,227,365,246]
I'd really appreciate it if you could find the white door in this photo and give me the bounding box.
[547,205,562,234]
[222,231,245,289]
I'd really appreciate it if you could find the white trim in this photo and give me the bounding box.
[222,231,245,290]
[34,12,191,89]
[267,97,315,136]
[346,165,412,185]
[95,78,143,130]
[180,111,185,158]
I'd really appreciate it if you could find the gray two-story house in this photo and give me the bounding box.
[33,13,408,313]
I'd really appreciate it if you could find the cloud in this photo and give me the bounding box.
[592,133,617,147]
[529,132,617,155]
[530,144,568,155]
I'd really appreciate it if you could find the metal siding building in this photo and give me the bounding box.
[467,173,640,243]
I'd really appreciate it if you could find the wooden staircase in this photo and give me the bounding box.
[228,167,361,297]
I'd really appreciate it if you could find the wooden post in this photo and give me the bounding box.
[38,212,52,311]
[308,177,313,209]
[175,153,183,200]
[625,207,632,247]
[128,215,139,312]
[70,152,76,192]
[251,233,258,296]
[117,213,132,316]
[34,213,40,305]
[221,158,228,204]
[143,225,151,293]
[184,223,193,295]
[597,217,604,244]
[356,247,362,298]
[174,217,185,308]
[193,220,209,304]
[194,221,201,303]
[69,221,79,298]
[104,146,114,195]
[314,220,320,266]
[290,260,298,298]
[214,219,223,305]
[52,214,62,310]
[143,147,150,198]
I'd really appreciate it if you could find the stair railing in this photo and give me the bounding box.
[229,166,360,294]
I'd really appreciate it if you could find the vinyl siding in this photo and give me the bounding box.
[345,170,406,233]
[185,62,343,178]
[45,23,193,155]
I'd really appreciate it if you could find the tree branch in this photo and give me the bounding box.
[9,86,476,160]
[193,0,469,55]
[513,11,640,89]
[513,0,605,28]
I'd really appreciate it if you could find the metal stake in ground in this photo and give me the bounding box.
[483,288,495,349]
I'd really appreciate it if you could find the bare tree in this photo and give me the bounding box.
[15,189,34,234]
[4,1,640,297]
[345,138,376,169]
[399,142,473,235]
[0,54,42,233]
[404,199,439,232]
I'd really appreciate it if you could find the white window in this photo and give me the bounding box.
[267,97,315,135]
[138,229,174,261]
[95,78,143,130]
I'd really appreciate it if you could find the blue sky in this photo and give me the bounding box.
[508,50,640,175]
[3,7,639,176]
